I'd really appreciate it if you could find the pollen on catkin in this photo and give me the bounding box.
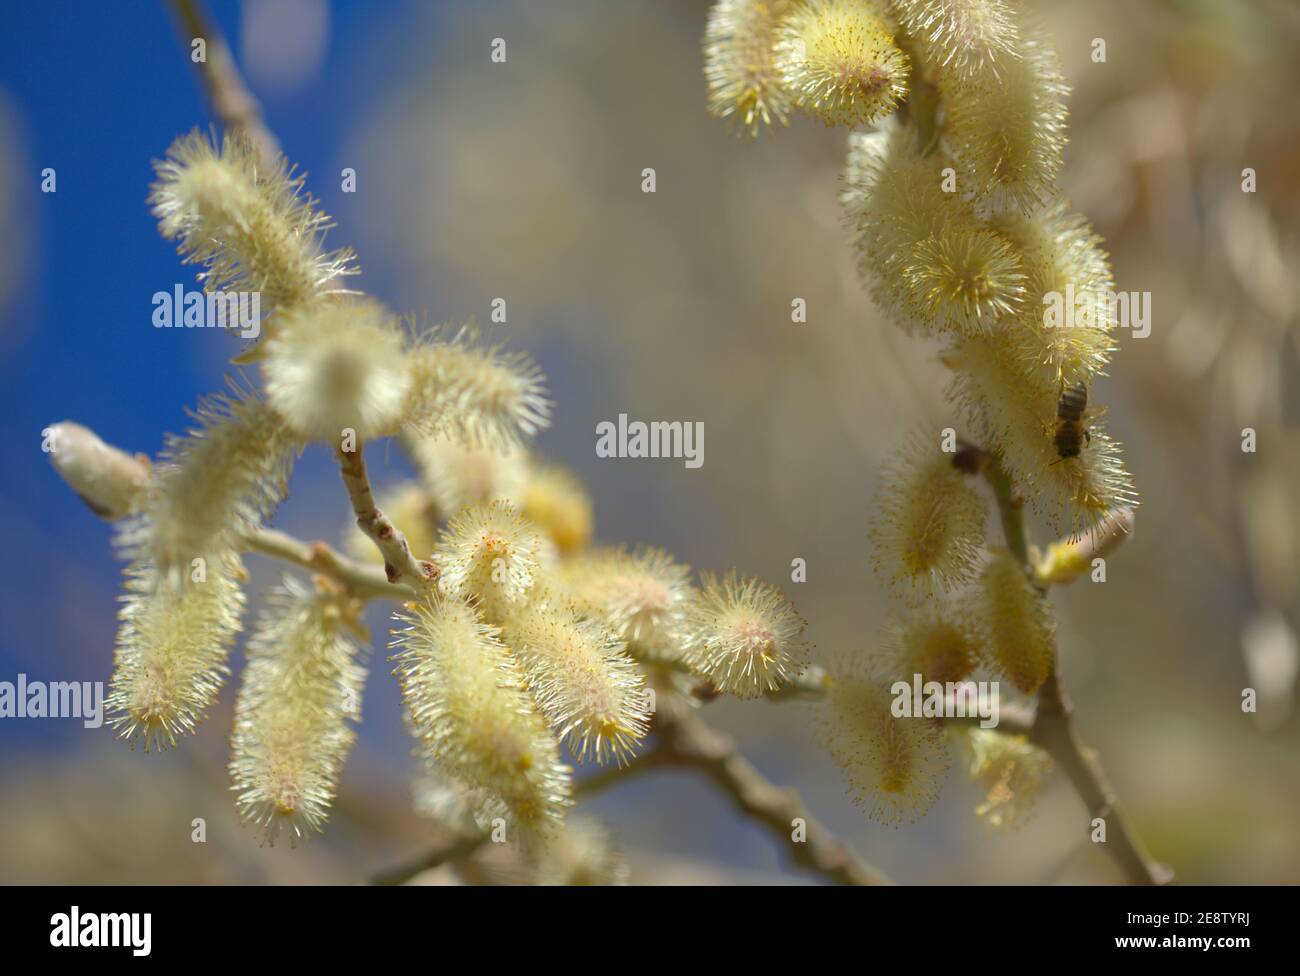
[560,546,694,658]
[229,579,368,845]
[869,434,987,598]
[892,0,1020,80]
[704,0,796,137]
[391,592,571,836]
[941,25,1068,211]
[261,298,411,443]
[820,656,950,824]
[106,553,245,751]
[962,727,1053,829]
[881,604,983,685]
[686,571,808,697]
[132,386,297,579]
[504,602,650,766]
[903,224,1026,334]
[975,548,1054,694]
[435,500,545,624]
[775,0,910,127]
[404,329,551,450]
[149,130,354,311]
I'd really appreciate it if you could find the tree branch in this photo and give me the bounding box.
[655,711,892,885]
[334,443,439,591]
[243,525,416,601]
[982,452,1172,885]
[167,0,280,170]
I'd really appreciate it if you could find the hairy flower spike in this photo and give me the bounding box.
[561,546,694,658]
[391,592,571,835]
[687,571,808,697]
[776,0,910,127]
[149,130,355,312]
[975,548,1054,694]
[962,727,1053,829]
[892,0,1020,80]
[704,0,796,137]
[436,500,545,624]
[131,386,297,579]
[942,25,1069,211]
[881,604,983,684]
[405,331,552,449]
[229,579,367,845]
[505,602,650,765]
[531,817,630,885]
[106,554,245,751]
[820,656,950,824]
[261,299,411,443]
[904,224,1026,334]
[869,434,986,597]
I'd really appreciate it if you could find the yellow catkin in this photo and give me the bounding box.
[892,0,1020,80]
[941,24,1069,211]
[435,500,546,625]
[520,463,594,556]
[962,727,1053,829]
[504,602,650,765]
[229,580,367,845]
[869,434,987,598]
[776,0,910,127]
[149,129,355,311]
[687,571,808,697]
[106,553,245,751]
[405,432,528,520]
[704,0,797,137]
[404,329,551,450]
[881,604,983,685]
[391,592,571,836]
[559,546,694,658]
[975,548,1055,694]
[820,656,950,824]
[130,386,297,580]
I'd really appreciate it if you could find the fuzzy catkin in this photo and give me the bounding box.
[106,553,246,751]
[704,0,796,136]
[229,580,368,845]
[687,571,809,697]
[149,130,355,312]
[975,548,1055,694]
[504,602,650,765]
[391,592,571,836]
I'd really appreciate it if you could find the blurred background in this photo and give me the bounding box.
[1,0,1298,883]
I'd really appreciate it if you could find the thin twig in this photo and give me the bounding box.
[243,526,416,601]
[167,0,280,169]
[334,443,439,591]
[656,711,892,885]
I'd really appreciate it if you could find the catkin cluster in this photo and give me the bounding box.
[89,128,813,856]
[708,0,1123,827]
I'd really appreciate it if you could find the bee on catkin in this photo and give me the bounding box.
[1053,380,1090,460]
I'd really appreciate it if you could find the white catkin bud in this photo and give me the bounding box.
[44,421,150,520]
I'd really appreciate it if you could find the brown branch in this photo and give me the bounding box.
[982,452,1172,885]
[243,526,416,601]
[656,711,892,885]
[334,443,439,591]
[167,0,280,169]
[372,831,490,886]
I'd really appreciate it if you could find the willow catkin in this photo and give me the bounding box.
[704,0,796,137]
[974,548,1055,694]
[504,601,650,766]
[687,571,809,697]
[229,579,368,845]
[559,546,694,658]
[391,592,571,836]
[435,500,547,625]
[149,129,355,312]
[106,553,245,751]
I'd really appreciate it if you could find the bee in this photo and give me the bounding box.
[1053,381,1090,460]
